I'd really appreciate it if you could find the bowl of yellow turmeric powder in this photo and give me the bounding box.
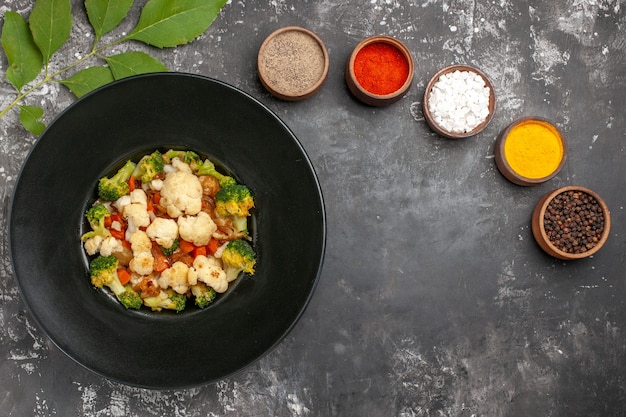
[494,117,567,186]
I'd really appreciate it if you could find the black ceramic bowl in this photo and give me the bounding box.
[9,73,326,389]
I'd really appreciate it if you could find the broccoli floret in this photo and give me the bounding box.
[191,283,217,308]
[160,239,179,256]
[98,160,136,201]
[80,204,111,242]
[89,255,142,309]
[163,149,200,165]
[143,289,186,312]
[132,150,165,183]
[221,239,256,282]
[117,286,143,309]
[86,204,110,227]
[215,184,254,233]
[194,159,237,188]
[215,185,254,217]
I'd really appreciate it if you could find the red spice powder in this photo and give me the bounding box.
[353,42,409,95]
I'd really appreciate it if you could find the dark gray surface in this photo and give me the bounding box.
[1,0,624,416]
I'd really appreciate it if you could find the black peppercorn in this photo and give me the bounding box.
[543,190,605,254]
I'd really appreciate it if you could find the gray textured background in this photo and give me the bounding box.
[1,0,625,416]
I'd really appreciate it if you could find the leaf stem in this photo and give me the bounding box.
[0,36,128,119]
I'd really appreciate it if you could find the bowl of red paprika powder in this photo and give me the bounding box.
[531,186,611,260]
[345,35,414,106]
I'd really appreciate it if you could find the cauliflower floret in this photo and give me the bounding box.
[129,251,154,276]
[177,211,217,247]
[128,230,155,276]
[193,255,228,293]
[129,272,145,288]
[84,235,103,256]
[123,202,150,228]
[145,218,179,249]
[159,170,203,218]
[130,188,148,207]
[123,201,151,240]
[187,268,198,286]
[150,178,163,191]
[113,195,131,212]
[171,157,193,173]
[99,236,124,257]
[129,230,152,254]
[157,261,193,294]
[163,163,177,174]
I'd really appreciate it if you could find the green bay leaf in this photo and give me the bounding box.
[104,51,168,80]
[19,105,46,135]
[59,66,114,97]
[85,0,134,43]
[126,0,228,48]
[1,12,44,91]
[29,0,72,65]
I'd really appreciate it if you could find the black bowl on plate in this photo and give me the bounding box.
[9,73,326,389]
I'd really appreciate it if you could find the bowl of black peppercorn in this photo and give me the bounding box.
[532,186,611,260]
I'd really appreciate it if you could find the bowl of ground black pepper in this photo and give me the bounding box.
[532,186,611,260]
[345,35,414,106]
[258,26,329,101]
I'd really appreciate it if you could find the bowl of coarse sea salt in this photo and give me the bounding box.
[423,64,496,139]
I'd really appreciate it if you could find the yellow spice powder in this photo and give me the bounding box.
[503,120,564,179]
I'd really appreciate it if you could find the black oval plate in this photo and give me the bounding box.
[9,73,326,389]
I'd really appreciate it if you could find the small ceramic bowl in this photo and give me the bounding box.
[531,186,611,260]
[422,64,496,139]
[495,117,567,186]
[345,35,414,106]
[258,26,329,101]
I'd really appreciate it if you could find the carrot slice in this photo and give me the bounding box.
[110,213,123,223]
[207,238,220,254]
[178,240,195,254]
[117,268,131,285]
[153,253,169,272]
[128,176,136,192]
[193,246,207,258]
[110,229,125,240]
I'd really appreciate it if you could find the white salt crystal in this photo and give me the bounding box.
[427,69,492,134]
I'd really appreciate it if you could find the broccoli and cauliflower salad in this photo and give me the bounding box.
[81,149,257,312]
